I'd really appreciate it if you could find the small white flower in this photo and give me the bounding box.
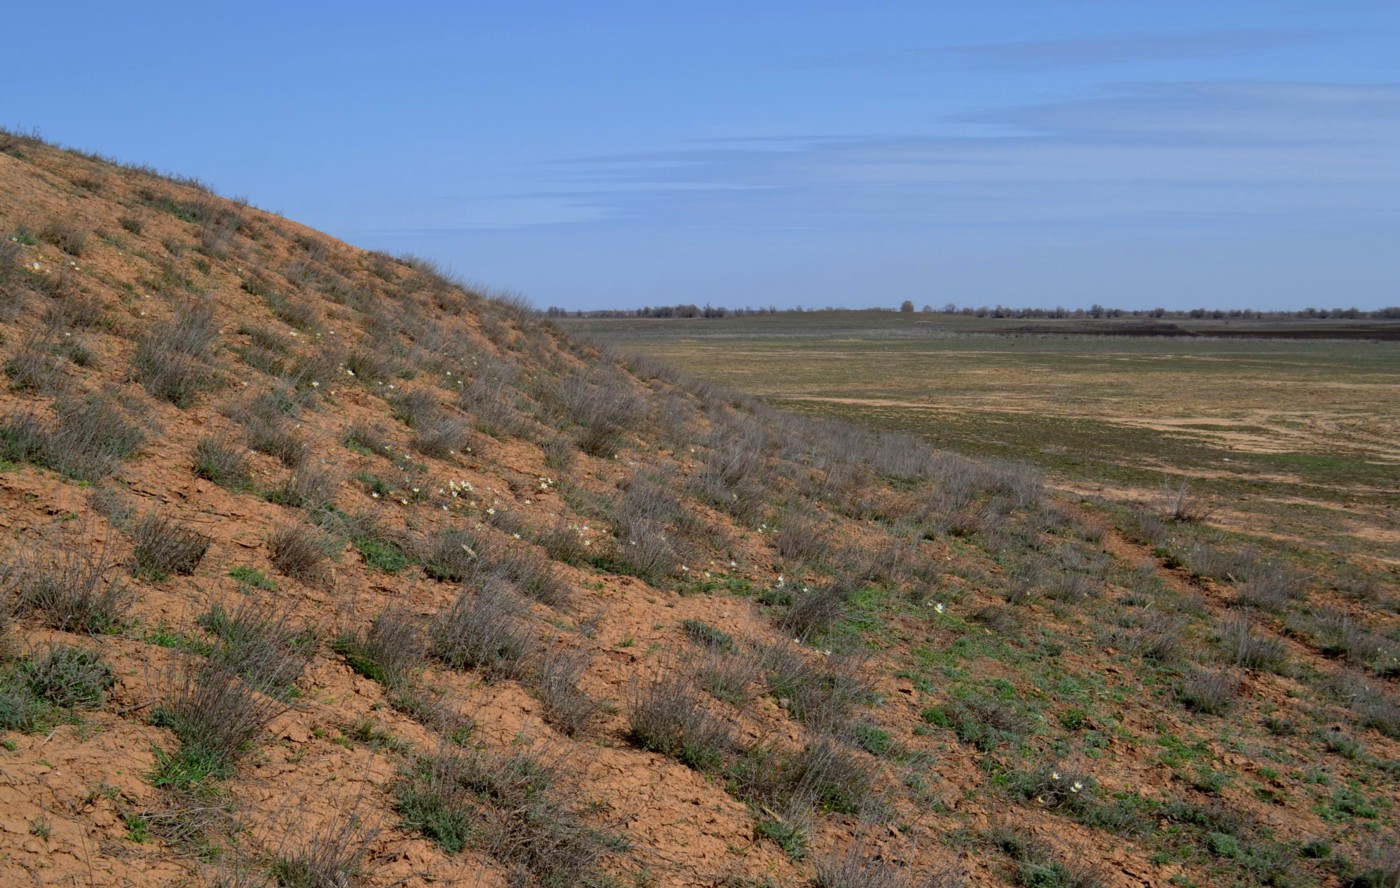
[1051,771,1060,781]
[934,602,945,614]
[310,381,320,388]
[1071,782,1082,793]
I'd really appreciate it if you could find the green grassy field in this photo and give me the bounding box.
[563,312,1400,565]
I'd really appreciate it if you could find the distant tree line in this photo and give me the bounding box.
[547,302,1400,320]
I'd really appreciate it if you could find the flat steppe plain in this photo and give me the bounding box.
[563,312,1400,567]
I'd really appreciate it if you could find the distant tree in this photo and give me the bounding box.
[899,300,915,313]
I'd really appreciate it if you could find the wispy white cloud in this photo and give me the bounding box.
[530,81,1400,232]
[804,28,1333,70]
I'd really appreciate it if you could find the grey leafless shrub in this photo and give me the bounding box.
[39,218,88,256]
[536,644,601,737]
[5,329,77,394]
[1,393,144,481]
[699,648,760,705]
[131,298,221,407]
[199,600,316,701]
[430,581,535,679]
[1233,564,1307,612]
[422,528,482,583]
[493,544,569,607]
[192,435,252,489]
[154,658,285,788]
[730,736,878,819]
[763,644,872,734]
[19,644,115,709]
[1177,667,1242,716]
[395,746,610,884]
[130,511,211,580]
[780,579,860,643]
[775,510,829,566]
[628,671,732,772]
[1163,479,1214,523]
[268,462,340,512]
[4,534,133,633]
[267,523,337,585]
[1127,611,1187,662]
[411,409,471,458]
[267,807,377,888]
[332,608,424,691]
[1219,614,1288,673]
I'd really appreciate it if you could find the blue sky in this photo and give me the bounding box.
[5,2,1398,311]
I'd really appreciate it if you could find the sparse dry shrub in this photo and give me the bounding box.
[541,434,577,473]
[780,579,860,643]
[764,644,872,734]
[1219,614,1287,672]
[264,290,322,332]
[343,421,393,457]
[430,580,534,678]
[606,473,692,582]
[1233,564,1308,612]
[1348,835,1400,888]
[1178,666,1242,715]
[1043,570,1100,603]
[42,281,106,329]
[3,534,133,634]
[731,736,878,820]
[192,435,252,489]
[813,847,947,888]
[628,671,733,771]
[493,544,570,607]
[536,643,600,737]
[39,218,88,256]
[5,334,69,394]
[131,298,221,407]
[1122,507,1172,548]
[1183,542,1262,584]
[267,523,336,585]
[923,694,1032,752]
[1128,611,1187,662]
[198,601,315,701]
[1163,478,1214,523]
[422,528,482,583]
[0,393,144,481]
[1001,565,1040,606]
[332,608,424,691]
[268,810,376,888]
[411,409,471,458]
[774,509,829,565]
[457,354,530,437]
[537,515,591,566]
[990,826,1107,888]
[130,511,211,581]
[699,647,759,705]
[20,644,115,709]
[390,388,441,428]
[395,746,610,884]
[240,324,293,354]
[343,346,401,384]
[245,415,308,467]
[1332,673,1400,740]
[196,212,240,258]
[269,462,340,512]
[549,369,646,457]
[153,658,285,790]
[693,425,769,522]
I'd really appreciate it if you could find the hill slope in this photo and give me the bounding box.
[1,131,1397,888]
